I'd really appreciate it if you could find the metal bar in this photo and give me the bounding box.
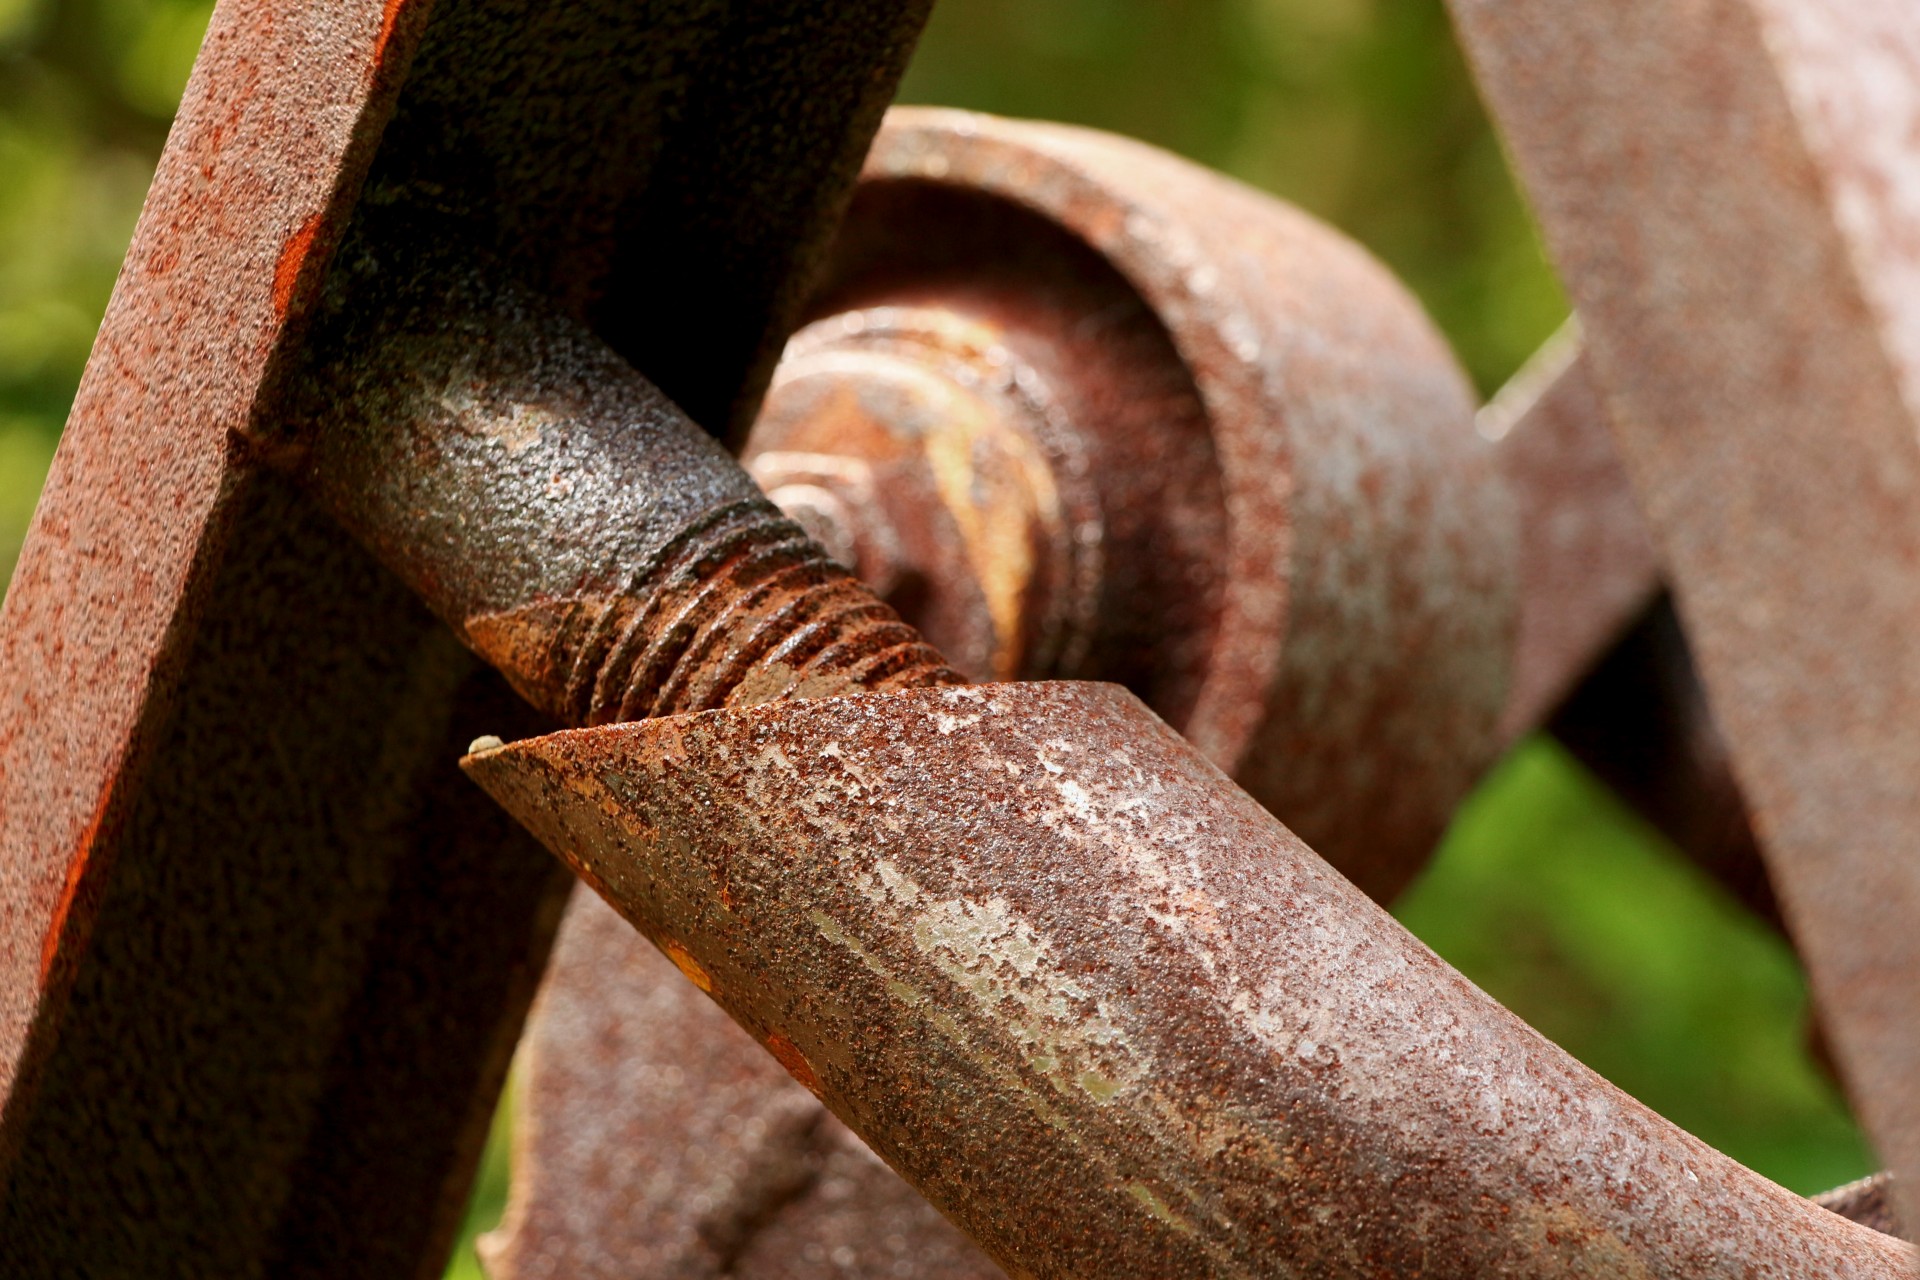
[1485,326,1662,744]
[469,681,1914,1279]
[1485,332,1776,920]
[0,0,932,1272]
[291,232,963,721]
[485,888,1000,1278]
[1449,0,1920,1228]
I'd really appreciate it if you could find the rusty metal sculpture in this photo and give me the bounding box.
[0,1,1915,1278]
[471,111,1909,1278]
[481,111,1724,1279]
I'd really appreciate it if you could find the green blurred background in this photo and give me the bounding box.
[0,1,1871,1274]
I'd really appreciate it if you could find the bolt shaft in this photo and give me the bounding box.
[567,500,956,723]
[288,238,961,725]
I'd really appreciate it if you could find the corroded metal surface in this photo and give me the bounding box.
[469,681,1914,1280]
[0,0,421,1138]
[765,108,1517,901]
[498,117,1787,1278]
[746,305,1121,688]
[11,0,1908,1270]
[750,296,1778,923]
[293,248,960,726]
[1450,0,1920,1225]
[1821,1174,1909,1243]
[750,298,1773,909]
[485,890,997,1280]
[0,0,933,1272]
[498,108,1530,1277]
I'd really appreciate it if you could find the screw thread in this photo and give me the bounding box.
[562,501,964,724]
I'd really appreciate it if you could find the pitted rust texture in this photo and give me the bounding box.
[485,891,997,1280]
[468,682,1913,1280]
[0,0,426,1126]
[748,302,1135,689]
[759,236,1775,926]
[753,291,1779,925]
[764,108,1517,903]
[500,115,1765,1277]
[498,108,1532,1276]
[0,476,574,1276]
[1451,0,1920,1220]
[293,244,961,727]
[749,182,1221,701]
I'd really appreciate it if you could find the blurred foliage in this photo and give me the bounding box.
[899,0,1568,394]
[1,0,203,573]
[1399,741,1872,1193]
[444,1081,514,1280]
[0,1,1867,1275]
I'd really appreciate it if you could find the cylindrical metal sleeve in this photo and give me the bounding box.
[465,682,1912,1280]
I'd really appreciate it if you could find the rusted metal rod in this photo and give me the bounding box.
[468,682,1913,1279]
[287,225,962,723]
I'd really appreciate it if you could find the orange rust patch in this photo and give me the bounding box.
[463,598,595,711]
[145,241,181,278]
[661,940,713,993]
[372,0,407,71]
[765,1032,821,1094]
[272,214,324,321]
[39,787,116,984]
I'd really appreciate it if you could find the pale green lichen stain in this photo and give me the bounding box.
[1128,1182,1181,1226]
[860,858,1143,1104]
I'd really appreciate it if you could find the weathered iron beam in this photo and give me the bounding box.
[0,0,932,1273]
[1449,0,1920,1229]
